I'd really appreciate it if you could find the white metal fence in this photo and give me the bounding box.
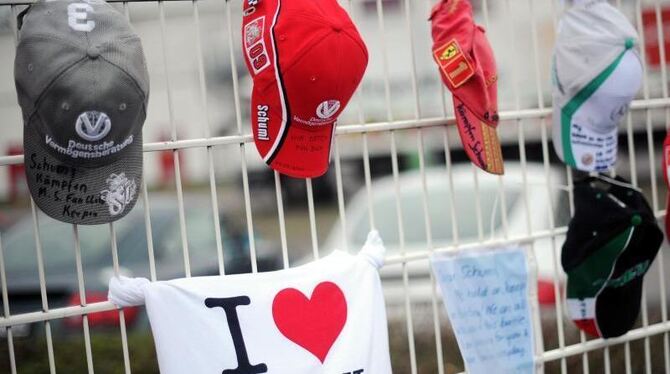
[0,0,669,373]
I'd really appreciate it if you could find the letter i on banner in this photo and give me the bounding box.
[205,296,268,374]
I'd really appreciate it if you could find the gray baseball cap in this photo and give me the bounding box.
[15,0,149,225]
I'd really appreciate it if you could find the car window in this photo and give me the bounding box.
[554,189,572,228]
[158,208,233,262]
[2,212,136,274]
[350,184,520,248]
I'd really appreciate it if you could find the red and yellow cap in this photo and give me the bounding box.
[430,0,503,175]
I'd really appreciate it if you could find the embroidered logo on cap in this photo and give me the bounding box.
[67,2,96,32]
[100,173,136,216]
[433,39,475,88]
[316,100,341,120]
[75,111,111,141]
[244,17,270,74]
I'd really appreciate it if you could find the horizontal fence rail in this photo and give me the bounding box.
[0,0,669,373]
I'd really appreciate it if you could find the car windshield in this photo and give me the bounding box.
[350,184,520,248]
[2,211,139,274]
[1,199,235,276]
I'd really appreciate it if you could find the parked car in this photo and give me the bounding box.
[322,163,572,308]
[0,194,282,338]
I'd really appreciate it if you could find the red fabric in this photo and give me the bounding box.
[573,318,601,338]
[272,281,348,363]
[242,0,368,178]
[430,0,504,174]
[663,132,670,241]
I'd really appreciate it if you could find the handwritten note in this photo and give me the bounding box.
[431,247,536,374]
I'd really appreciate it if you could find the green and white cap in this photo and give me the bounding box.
[15,0,149,225]
[562,176,663,338]
[552,0,642,172]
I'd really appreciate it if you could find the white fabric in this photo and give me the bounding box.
[107,276,149,306]
[108,231,391,374]
[553,1,638,105]
[552,0,642,172]
[566,297,596,320]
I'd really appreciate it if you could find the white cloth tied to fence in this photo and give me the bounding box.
[108,230,391,374]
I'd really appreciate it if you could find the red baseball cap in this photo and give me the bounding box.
[663,132,670,241]
[429,0,504,175]
[241,0,368,178]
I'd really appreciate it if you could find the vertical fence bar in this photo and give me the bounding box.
[193,0,226,275]
[223,0,259,273]
[141,183,157,282]
[10,6,53,372]
[362,134,375,229]
[305,179,320,260]
[652,2,670,372]
[109,224,131,374]
[437,61,460,246]
[400,0,445,367]
[343,0,370,252]
[634,1,653,371]
[72,225,94,374]
[4,7,19,372]
[416,130,445,374]
[527,0,551,366]
[29,201,56,374]
[158,0,191,277]
[548,2,577,372]
[273,172,290,268]
[374,0,393,122]
[333,139,349,253]
[0,232,17,374]
[390,131,418,374]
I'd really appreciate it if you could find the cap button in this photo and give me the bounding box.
[87,46,100,59]
[331,22,343,32]
[631,214,642,226]
[625,38,635,50]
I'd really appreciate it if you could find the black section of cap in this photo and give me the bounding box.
[561,177,637,272]
[595,275,642,338]
[595,218,662,338]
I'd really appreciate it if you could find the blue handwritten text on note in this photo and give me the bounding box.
[431,248,535,374]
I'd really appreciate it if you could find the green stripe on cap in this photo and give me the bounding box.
[561,49,630,167]
[566,226,634,299]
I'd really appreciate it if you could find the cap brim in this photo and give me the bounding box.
[566,221,661,338]
[564,223,634,337]
[24,123,143,225]
[267,124,335,179]
[595,222,662,338]
[594,275,642,338]
[251,85,335,179]
[452,96,503,175]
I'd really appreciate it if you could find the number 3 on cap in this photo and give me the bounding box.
[68,3,95,32]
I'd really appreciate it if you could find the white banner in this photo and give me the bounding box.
[109,231,391,374]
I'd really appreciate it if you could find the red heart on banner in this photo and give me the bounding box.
[272,281,347,363]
